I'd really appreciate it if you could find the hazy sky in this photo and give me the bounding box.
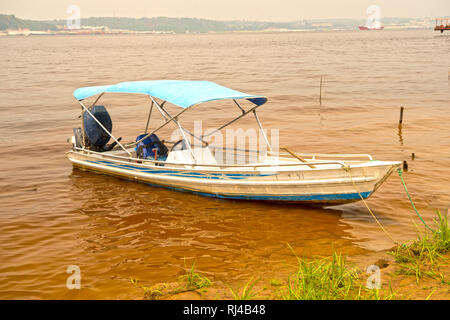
[1,0,449,21]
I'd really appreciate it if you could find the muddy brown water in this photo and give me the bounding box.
[0,29,449,299]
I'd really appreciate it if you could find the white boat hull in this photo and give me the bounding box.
[67,150,401,206]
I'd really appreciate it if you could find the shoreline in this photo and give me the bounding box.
[0,26,432,37]
[131,250,449,300]
[131,212,450,300]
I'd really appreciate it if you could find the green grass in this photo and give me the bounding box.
[282,251,359,300]
[179,260,212,290]
[229,277,259,300]
[280,245,396,300]
[388,210,450,284]
[225,245,398,300]
[130,278,165,300]
[435,210,450,247]
[131,260,212,299]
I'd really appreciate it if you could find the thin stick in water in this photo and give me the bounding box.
[319,76,323,105]
[398,106,404,128]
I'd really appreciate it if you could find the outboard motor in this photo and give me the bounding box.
[83,105,120,152]
[135,133,168,161]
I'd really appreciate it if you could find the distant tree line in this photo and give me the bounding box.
[0,14,419,33]
[0,14,58,30]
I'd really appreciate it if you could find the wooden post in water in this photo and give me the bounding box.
[397,106,404,145]
[319,76,323,105]
[398,106,404,129]
[403,160,408,172]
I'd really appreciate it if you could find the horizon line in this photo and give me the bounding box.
[1,12,446,23]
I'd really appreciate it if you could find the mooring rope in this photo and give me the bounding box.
[342,164,438,247]
[396,168,436,233]
[343,165,399,245]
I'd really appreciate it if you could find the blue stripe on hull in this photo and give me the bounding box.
[190,190,372,202]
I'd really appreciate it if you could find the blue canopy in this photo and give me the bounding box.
[73,80,267,109]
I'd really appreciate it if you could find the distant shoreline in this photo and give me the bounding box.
[0,13,435,36]
[0,26,431,38]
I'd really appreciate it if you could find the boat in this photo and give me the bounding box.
[67,80,401,206]
[358,25,384,30]
[434,18,450,33]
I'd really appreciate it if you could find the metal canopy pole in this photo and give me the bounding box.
[233,99,245,114]
[127,104,190,148]
[80,92,104,148]
[90,92,104,108]
[202,103,263,139]
[150,96,169,121]
[144,100,154,133]
[175,121,196,163]
[253,110,272,153]
[77,100,131,156]
[150,97,197,162]
[155,99,209,147]
[80,104,86,147]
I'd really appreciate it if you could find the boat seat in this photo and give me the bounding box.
[166,147,219,167]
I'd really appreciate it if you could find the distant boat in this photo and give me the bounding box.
[434,18,450,33]
[358,25,384,30]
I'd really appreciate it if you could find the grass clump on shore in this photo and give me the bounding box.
[229,277,259,300]
[179,260,212,290]
[283,252,359,300]
[131,261,211,299]
[388,210,450,284]
[130,278,165,300]
[279,245,396,300]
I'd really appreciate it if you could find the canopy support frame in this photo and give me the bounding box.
[126,106,190,149]
[233,99,246,114]
[144,100,153,134]
[232,99,271,152]
[75,87,270,163]
[90,92,104,109]
[149,96,197,162]
[201,103,265,139]
[156,100,209,147]
[253,110,272,153]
